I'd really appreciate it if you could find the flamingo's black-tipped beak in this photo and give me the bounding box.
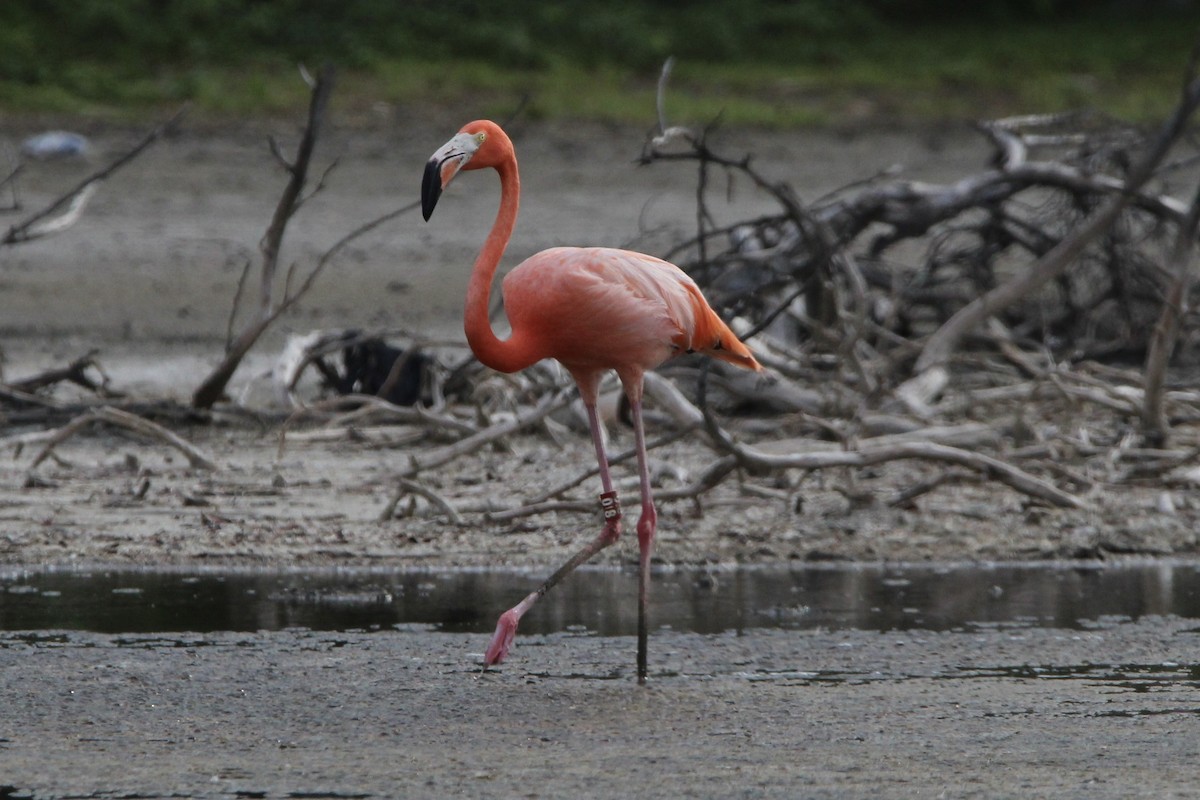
[421,131,481,222]
[421,158,442,221]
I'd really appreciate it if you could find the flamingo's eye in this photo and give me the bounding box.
[474,132,487,146]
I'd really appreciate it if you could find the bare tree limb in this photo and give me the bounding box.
[522,427,694,506]
[27,405,217,473]
[484,454,740,523]
[3,107,186,245]
[401,388,572,478]
[258,68,333,321]
[1141,49,1200,447]
[727,434,1087,510]
[276,393,475,459]
[192,73,421,410]
[192,66,335,409]
[1140,179,1200,447]
[379,389,574,520]
[3,351,116,398]
[391,477,464,525]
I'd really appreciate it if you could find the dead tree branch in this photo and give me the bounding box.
[276,393,475,459]
[1141,49,1200,447]
[391,477,464,525]
[379,388,574,520]
[192,65,423,411]
[27,405,217,473]
[258,73,333,322]
[1141,177,1200,446]
[2,351,117,399]
[3,107,186,245]
[708,419,1087,510]
[0,161,23,211]
[192,65,335,409]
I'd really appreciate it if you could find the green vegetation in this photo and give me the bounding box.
[0,1,1196,126]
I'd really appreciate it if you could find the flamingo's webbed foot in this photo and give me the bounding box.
[484,609,520,667]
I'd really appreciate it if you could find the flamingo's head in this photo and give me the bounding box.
[421,120,511,221]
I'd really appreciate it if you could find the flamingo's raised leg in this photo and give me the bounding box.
[483,400,623,668]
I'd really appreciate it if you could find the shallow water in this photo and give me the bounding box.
[3,560,1198,636]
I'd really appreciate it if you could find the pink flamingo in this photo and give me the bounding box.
[422,120,761,684]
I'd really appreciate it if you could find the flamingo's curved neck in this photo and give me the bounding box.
[464,156,539,373]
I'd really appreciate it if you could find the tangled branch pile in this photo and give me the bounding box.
[648,112,1198,376]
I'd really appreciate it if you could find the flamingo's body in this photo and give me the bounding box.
[496,245,757,385]
[422,120,761,683]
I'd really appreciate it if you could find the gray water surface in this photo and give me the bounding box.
[3,560,1199,636]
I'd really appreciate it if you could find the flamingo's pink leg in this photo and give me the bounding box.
[484,400,622,668]
[628,398,657,685]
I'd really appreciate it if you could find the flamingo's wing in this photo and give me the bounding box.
[503,247,760,372]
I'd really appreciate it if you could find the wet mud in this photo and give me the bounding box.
[3,618,1199,799]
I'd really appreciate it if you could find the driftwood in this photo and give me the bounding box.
[646,117,1199,373]
[377,388,575,521]
[2,351,116,399]
[0,162,23,212]
[25,405,217,475]
[276,392,476,459]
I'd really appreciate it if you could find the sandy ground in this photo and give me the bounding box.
[3,119,1200,798]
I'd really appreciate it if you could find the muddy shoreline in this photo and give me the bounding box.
[4,619,1199,799]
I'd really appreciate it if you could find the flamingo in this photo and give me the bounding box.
[421,120,762,684]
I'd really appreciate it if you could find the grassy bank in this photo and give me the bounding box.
[1,8,1196,127]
